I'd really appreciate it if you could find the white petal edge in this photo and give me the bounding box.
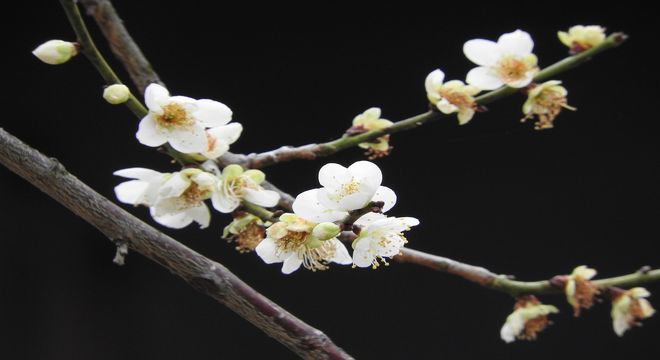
[194,99,233,127]
[498,30,534,56]
[372,186,397,212]
[463,39,500,66]
[144,83,169,112]
[466,67,504,90]
[136,115,168,147]
[318,163,351,188]
[293,189,348,223]
[281,254,303,274]
[114,180,149,205]
[168,124,208,153]
[242,188,280,208]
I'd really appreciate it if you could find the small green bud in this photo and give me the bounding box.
[312,222,341,241]
[32,40,77,65]
[103,84,131,105]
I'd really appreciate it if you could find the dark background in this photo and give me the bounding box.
[2,1,659,359]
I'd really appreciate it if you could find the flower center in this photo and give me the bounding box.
[438,88,474,109]
[276,231,309,252]
[299,241,337,272]
[182,182,211,206]
[232,222,266,253]
[521,314,550,340]
[339,181,360,198]
[495,56,529,83]
[156,103,194,129]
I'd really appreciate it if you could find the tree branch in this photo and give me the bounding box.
[0,127,352,360]
[78,0,164,93]
[216,33,628,169]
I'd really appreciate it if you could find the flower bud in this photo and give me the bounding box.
[32,40,77,65]
[312,222,341,241]
[103,84,131,105]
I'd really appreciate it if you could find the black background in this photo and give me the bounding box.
[2,1,659,359]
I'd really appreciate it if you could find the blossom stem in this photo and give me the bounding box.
[58,0,147,118]
[241,201,276,222]
[217,33,628,169]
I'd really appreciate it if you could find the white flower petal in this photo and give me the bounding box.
[327,239,352,265]
[437,99,459,114]
[498,30,534,56]
[211,191,240,213]
[194,99,233,127]
[150,208,192,229]
[463,39,500,66]
[293,189,348,223]
[255,237,285,264]
[466,67,504,90]
[372,186,397,212]
[113,167,162,181]
[354,212,387,227]
[352,240,375,268]
[208,123,243,145]
[318,163,352,188]
[281,254,303,274]
[159,173,190,198]
[188,204,211,229]
[144,83,169,112]
[425,69,445,94]
[168,124,208,153]
[136,114,168,147]
[242,188,280,208]
[114,180,149,205]
[348,161,382,186]
[507,73,535,88]
[337,191,373,212]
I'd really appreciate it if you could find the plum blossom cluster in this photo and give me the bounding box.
[110,83,279,229]
[255,161,419,273]
[114,163,279,229]
[500,265,655,343]
[421,26,604,130]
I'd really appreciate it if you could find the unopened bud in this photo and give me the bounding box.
[312,222,341,241]
[32,40,77,65]
[103,84,131,105]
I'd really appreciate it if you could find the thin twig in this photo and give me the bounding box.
[216,33,628,169]
[79,0,163,93]
[0,127,352,360]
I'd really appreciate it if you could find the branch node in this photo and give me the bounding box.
[112,239,129,266]
[637,265,651,274]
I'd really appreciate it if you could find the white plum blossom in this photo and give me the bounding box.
[211,164,280,213]
[32,40,77,65]
[464,30,539,90]
[351,213,419,269]
[500,296,559,343]
[315,161,396,212]
[521,80,575,130]
[425,69,481,125]
[565,265,600,316]
[351,107,393,158]
[114,167,218,229]
[558,25,606,53]
[611,287,656,336]
[255,213,351,274]
[137,83,236,154]
[200,123,243,159]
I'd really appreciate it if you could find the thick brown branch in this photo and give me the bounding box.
[79,0,164,93]
[0,128,352,360]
